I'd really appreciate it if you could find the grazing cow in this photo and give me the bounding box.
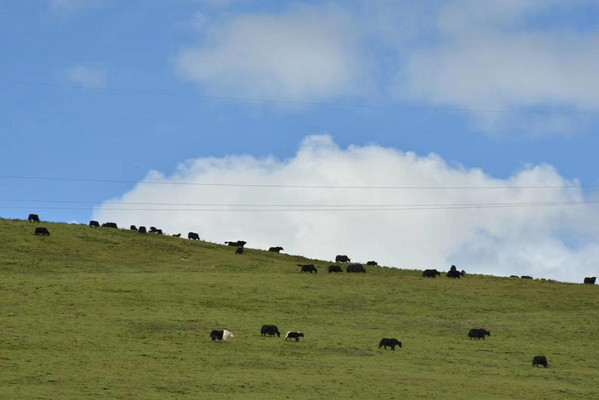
[28,214,40,222]
[532,355,548,368]
[154,229,163,235]
[422,269,441,278]
[102,222,118,228]
[260,325,281,337]
[269,246,284,253]
[335,255,351,263]
[298,264,317,273]
[347,263,366,273]
[446,270,464,279]
[328,265,343,273]
[366,261,378,266]
[510,275,520,278]
[89,220,100,228]
[34,227,50,236]
[583,277,596,284]
[149,226,157,233]
[210,329,234,341]
[172,233,181,237]
[521,275,533,279]
[236,246,244,254]
[285,331,304,342]
[468,328,491,340]
[225,240,247,247]
[379,338,402,350]
[130,225,137,231]
[188,232,200,240]
[138,226,147,234]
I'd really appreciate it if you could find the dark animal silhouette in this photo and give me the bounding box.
[584,277,596,284]
[154,229,163,235]
[28,214,40,222]
[298,264,317,273]
[379,338,402,350]
[510,275,519,278]
[468,328,491,340]
[102,222,117,228]
[130,225,137,231]
[285,331,304,342]
[236,246,244,254]
[423,269,441,278]
[188,232,200,240]
[447,270,464,278]
[210,329,234,341]
[89,220,100,228]
[34,227,50,236]
[347,263,366,273]
[268,246,284,253]
[225,240,247,247]
[138,226,147,234]
[328,265,343,273]
[172,233,181,237]
[335,255,351,263]
[521,275,533,279]
[260,325,281,337]
[366,261,378,266]
[532,355,548,367]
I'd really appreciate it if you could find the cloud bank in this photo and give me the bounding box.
[93,135,599,283]
[175,0,599,134]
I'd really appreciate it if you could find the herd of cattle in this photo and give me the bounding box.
[25,213,579,368]
[209,324,547,367]
[27,213,598,285]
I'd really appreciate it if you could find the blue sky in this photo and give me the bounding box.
[2,1,599,282]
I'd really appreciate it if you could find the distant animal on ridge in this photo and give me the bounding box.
[584,277,596,284]
[298,264,317,273]
[269,246,284,253]
[379,338,402,350]
[328,265,343,273]
[335,255,351,263]
[422,269,441,278]
[285,331,304,342]
[366,261,378,266]
[188,232,200,240]
[34,227,50,236]
[210,329,234,341]
[521,275,533,279]
[89,220,100,228]
[130,225,137,231]
[102,222,117,228]
[172,233,181,237]
[225,240,246,247]
[260,325,281,337]
[28,214,40,222]
[532,355,548,367]
[347,263,366,273]
[138,226,147,234]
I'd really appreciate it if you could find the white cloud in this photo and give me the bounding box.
[66,65,107,88]
[396,0,599,134]
[175,4,371,101]
[93,135,599,283]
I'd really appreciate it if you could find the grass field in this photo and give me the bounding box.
[1,218,598,399]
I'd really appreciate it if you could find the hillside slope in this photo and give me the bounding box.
[1,218,598,399]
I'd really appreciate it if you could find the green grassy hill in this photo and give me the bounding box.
[1,218,598,399]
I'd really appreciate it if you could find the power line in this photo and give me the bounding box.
[3,79,599,116]
[2,200,598,212]
[0,175,588,190]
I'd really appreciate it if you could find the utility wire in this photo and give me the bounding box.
[3,79,599,115]
[2,200,598,212]
[0,175,587,190]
